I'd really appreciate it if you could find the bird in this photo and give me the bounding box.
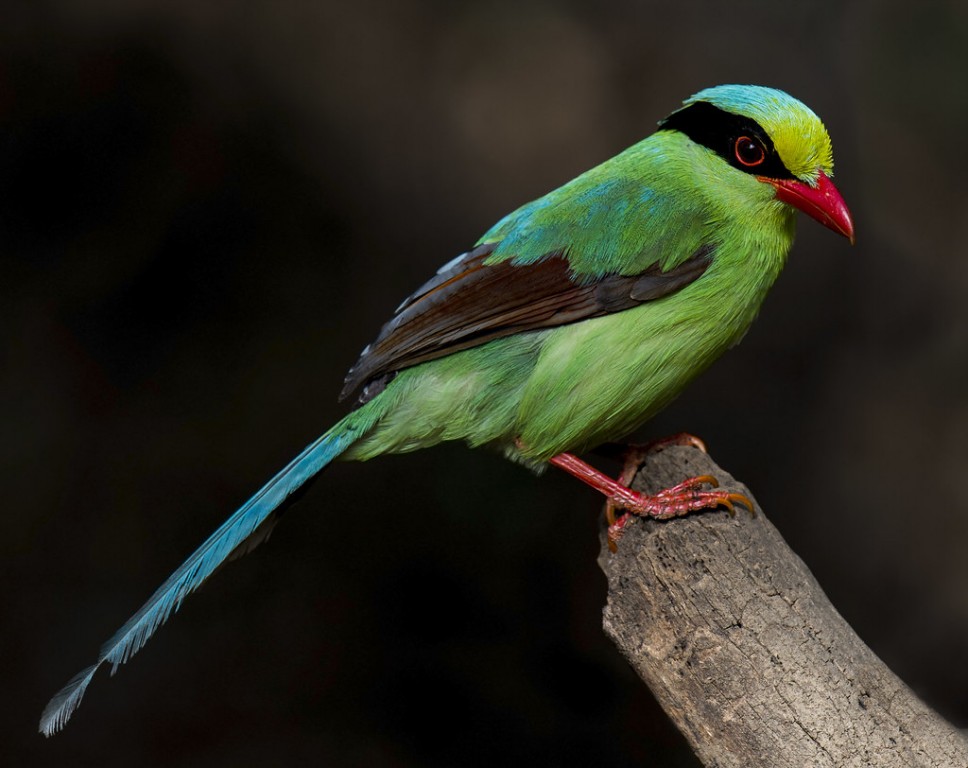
[40,84,854,736]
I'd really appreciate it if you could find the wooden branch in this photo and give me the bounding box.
[598,445,968,767]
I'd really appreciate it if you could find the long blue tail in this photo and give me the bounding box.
[39,420,363,736]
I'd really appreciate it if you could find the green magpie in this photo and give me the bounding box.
[40,84,854,736]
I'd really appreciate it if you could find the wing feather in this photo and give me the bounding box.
[341,242,714,403]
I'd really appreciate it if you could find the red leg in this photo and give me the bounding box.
[602,433,709,529]
[548,452,754,552]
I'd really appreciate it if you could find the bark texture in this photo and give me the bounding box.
[598,445,968,767]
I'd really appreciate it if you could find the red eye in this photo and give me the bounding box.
[734,136,766,167]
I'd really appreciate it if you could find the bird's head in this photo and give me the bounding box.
[660,84,854,244]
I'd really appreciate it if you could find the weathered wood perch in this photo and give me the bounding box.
[598,445,968,767]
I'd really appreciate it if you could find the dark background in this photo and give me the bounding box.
[7,1,968,765]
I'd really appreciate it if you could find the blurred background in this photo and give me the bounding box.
[6,0,968,765]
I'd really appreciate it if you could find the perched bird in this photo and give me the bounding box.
[40,84,854,735]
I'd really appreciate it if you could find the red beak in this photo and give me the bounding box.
[759,170,855,244]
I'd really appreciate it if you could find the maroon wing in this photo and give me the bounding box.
[341,242,714,404]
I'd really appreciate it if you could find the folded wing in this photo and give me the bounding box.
[341,242,715,404]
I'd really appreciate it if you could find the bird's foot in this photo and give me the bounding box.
[601,433,708,528]
[606,475,753,551]
[547,451,753,554]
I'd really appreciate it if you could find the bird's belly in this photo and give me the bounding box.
[514,285,755,459]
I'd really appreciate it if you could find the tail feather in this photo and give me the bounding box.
[39,423,360,737]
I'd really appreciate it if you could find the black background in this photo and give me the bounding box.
[8,1,968,765]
